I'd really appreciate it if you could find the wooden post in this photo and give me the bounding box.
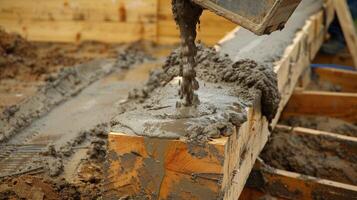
[333,0,357,68]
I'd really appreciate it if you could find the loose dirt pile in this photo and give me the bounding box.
[261,128,357,185]
[281,115,357,137]
[0,28,126,112]
[0,28,121,81]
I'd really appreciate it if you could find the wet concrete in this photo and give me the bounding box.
[0,45,152,143]
[109,1,325,144]
[113,45,280,143]
[172,0,203,106]
[0,59,164,178]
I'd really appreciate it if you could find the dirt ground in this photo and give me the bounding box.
[281,115,357,137]
[0,28,124,111]
[261,126,357,185]
[0,28,173,199]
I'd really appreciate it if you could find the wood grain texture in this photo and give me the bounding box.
[282,91,357,123]
[0,0,236,44]
[241,159,357,200]
[314,67,357,92]
[333,0,357,69]
[270,0,334,127]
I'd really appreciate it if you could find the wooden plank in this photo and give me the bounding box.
[313,67,357,92]
[104,133,226,199]
[313,50,355,68]
[333,0,357,68]
[271,0,334,127]
[282,91,357,123]
[104,96,270,199]
[276,124,357,153]
[241,159,357,200]
[0,0,157,23]
[0,18,156,43]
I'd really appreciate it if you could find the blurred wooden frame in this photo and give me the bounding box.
[0,0,236,45]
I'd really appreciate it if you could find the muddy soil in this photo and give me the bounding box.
[0,28,122,81]
[281,115,357,137]
[0,28,124,111]
[261,128,357,185]
[0,33,168,199]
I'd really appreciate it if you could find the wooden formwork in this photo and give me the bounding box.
[0,0,236,45]
[105,0,338,199]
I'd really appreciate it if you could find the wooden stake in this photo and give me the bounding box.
[333,0,357,68]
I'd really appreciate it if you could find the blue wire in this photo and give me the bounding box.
[310,64,356,71]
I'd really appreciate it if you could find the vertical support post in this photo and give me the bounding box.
[333,0,357,69]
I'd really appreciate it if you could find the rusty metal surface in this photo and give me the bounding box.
[192,0,302,35]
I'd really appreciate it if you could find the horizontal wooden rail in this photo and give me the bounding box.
[314,67,357,92]
[241,159,357,200]
[282,91,357,123]
[0,0,236,45]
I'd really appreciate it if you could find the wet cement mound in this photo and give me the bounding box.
[114,45,280,143]
[150,45,280,122]
[0,48,150,143]
[261,128,357,185]
[281,115,357,137]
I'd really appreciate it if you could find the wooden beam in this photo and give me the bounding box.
[271,0,335,127]
[333,0,357,68]
[0,0,157,23]
[0,18,157,43]
[276,124,357,153]
[104,96,270,199]
[313,67,357,92]
[241,159,357,200]
[241,124,357,199]
[282,91,357,123]
[0,0,236,45]
[313,50,355,68]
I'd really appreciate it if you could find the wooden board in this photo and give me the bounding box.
[0,0,157,23]
[0,0,236,45]
[333,0,357,69]
[0,18,156,43]
[241,159,357,200]
[271,1,335,127]
[314,67,357,92]
[282,90,357,123]
[313,50,355,68]
[241,125,357,200]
